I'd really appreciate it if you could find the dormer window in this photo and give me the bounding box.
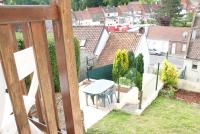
[80,39,86,47]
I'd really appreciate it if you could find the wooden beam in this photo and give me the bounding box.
[30,21,58,134]
[0,5,58,24]
[10,24,28,95]
[0,24,31,134]
[53,0,84,133]
[21,23,33,48]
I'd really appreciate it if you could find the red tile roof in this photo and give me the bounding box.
[73,26,105,54]
[147,26,191,42]
[117,5,130,15]
[128,2,144,12]
[187,14,200,60]
[96,32,141,67]
[86,7,104,15]
[74,10,92,20]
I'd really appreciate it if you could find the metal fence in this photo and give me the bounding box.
[88,64,113,80]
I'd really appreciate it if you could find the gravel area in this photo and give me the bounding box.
[176,90,200,104]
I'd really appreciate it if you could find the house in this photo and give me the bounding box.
[96,32,150,73]
[102,7,118,18]
[128,2,145,23]
[117,5,134,27]
[86,7,105,25]
[73,10,93,26]
[146,26,191,57]
[183,12,200,82]
[73,26,109,80]
[0,0,3,5]
[117,5,132,16]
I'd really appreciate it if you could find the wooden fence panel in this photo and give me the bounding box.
[0,24,31,134]
[30,21,58,134]
[53,0,84,133]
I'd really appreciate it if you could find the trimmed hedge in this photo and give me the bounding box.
[16,33,80,92]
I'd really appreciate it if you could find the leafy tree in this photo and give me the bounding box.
[140,0,156,4]
[156,0,182,25]
[132,68,143,109]
[5,0,49,5]
[160,59,178,87]
[74,37,81,79]
[103,0,130,6]
[127,51,135,68]
[135,53,144,75]
[112,49,128,102]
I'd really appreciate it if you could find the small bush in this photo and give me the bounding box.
[159,85,177,98]
[112,49,129,83]
[160,59,178,87]
[16,33,80,92]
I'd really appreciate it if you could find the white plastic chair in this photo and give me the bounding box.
[0,47,42,134]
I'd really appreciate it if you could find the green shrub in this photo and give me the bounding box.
[112,49,129,83]
[160,59,178,87]
[16,33,80,92]
[74,37,80,80]
[159,85,177,98]
[135,53,144,75]
[127,51,135,68]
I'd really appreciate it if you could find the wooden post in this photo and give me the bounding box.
[21,23,46,124]
[11,24,28,95]
[53,0,84,133]
[30,21,58,134]
[0,24,31,134]
[155,63,160,91]
[21,23,33,48]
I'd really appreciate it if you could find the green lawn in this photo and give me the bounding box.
[86,96,200,134]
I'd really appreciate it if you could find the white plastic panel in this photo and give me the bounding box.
[14,47,36,80]
[0,61,7,127]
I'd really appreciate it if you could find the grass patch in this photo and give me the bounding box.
[87,96,200,134]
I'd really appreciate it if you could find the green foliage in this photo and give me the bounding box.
[73,37,81,79]
[5,0,49,5]
[127,51,135,68]
[132,68,142,91]
[171,12,193,27]
[16,33,80,92]
[140,0,156,4]
[135,53,144,75]
[103,0,130,6]
[157,0,182,25]
[119,77,132,86]
[112,49,129,83]
[159,85,177,98]
[160,59,178,87]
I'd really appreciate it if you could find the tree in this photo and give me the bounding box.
[127,51,135,68]
[74,37,81,80]
[112,49,128,102]
[140,0,156,4]
[103,0,130,6]
[135,53,144,75]
[5,0,49,5]
[156,0,182,25]
[160,59,178,87]
[131,68,143,109]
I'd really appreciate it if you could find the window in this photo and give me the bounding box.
[80,40,86,47]
[192,63,198,70]
[182,44,187,51]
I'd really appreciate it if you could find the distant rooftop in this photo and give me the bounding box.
[103,7,118,13]
[97,32,141,67]
[147,26,191,42]
[187,13,200,60]
[73,26,105,54]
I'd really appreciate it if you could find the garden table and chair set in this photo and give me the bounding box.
[82,79,117,108]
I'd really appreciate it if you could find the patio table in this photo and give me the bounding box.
[82,79,115,108]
